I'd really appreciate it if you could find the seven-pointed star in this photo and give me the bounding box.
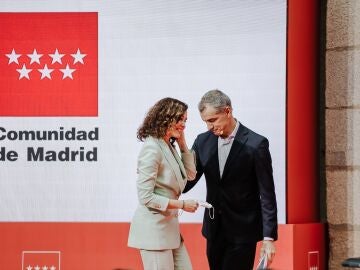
[60,64,76,79]
[27,49,43,64]
[49,48,65,64]
[71,48,86,64]
[16,64,32,80]
[6,48,21,64]
[38,64,54,79]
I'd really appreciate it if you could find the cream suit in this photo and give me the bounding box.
[128,137,196,259]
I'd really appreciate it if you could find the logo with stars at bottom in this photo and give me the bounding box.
[22,251,60,270]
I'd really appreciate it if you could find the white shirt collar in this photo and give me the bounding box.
[219,120,239,145]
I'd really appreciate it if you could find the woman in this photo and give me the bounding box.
[128,97,199,270]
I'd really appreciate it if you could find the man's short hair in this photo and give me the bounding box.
[198,89,232,113]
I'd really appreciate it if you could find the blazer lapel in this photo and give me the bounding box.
[171,146,187,179]
[222,123,248,180]
[156,139,186,191]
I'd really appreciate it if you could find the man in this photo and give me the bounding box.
[184,90,278,270]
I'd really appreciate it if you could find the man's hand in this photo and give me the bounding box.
[260,240,276,265]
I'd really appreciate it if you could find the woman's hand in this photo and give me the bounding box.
[181,199,199,213]
[168,199,198,212]
[175,131,189,153]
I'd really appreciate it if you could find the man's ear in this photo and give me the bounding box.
[225,106,232,116]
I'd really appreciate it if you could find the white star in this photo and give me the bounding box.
[27,49,43,64]
[38,64,54,79]
[34,266,40,270]
[16,64,32,80]
[42,266,48,270]
[49,49,65,64]
[71,48,86,64]
[50,266,56,270]
[5,48,21,65]
[26,266,33,270]
[60,64,76,79]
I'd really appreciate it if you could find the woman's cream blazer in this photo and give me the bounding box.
[128,136,196,250]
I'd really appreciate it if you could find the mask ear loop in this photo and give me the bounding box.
[208,206,215,219]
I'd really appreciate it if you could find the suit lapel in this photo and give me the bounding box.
[156,138,185,191]
[222,123,248,180]
[207,133,221,181]
[171,147,187,179]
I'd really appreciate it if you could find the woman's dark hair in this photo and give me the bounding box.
[137,97,188,141]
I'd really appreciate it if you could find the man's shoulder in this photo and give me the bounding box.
[195,130,214,142]
[245,126,266,140]
[239,123,268,145]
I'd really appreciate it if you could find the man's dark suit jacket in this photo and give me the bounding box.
[184,122,278,243]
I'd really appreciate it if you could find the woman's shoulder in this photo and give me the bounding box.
[143,136,160,144]
[138,137,163,160]
[142,136,165,150]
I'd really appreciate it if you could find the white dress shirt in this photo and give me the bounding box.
[218,121,239,178]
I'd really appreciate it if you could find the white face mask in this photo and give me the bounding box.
[198,201,215,219]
